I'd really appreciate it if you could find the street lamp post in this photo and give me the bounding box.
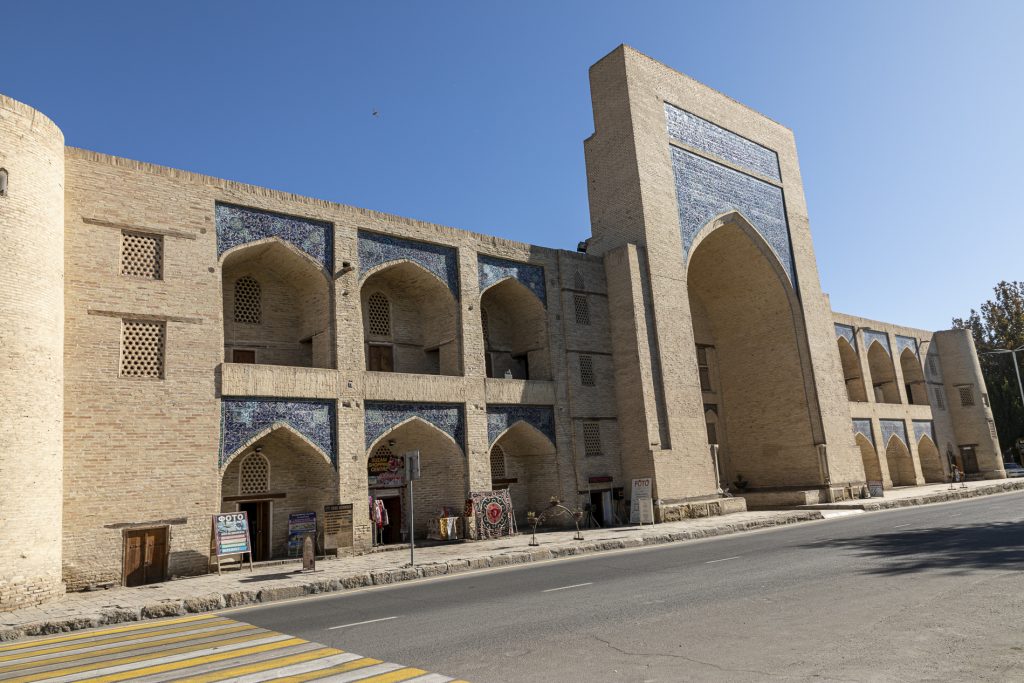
[979,343,1024,415]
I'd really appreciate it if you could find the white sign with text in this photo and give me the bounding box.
[630,477,653,524]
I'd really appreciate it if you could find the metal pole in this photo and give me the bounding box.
[710,444,723,496]
[1011,349,1024,411]
[407,475,415,567]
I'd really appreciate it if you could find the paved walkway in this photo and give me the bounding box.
[0,613,464,682]
[3,478,1021,643]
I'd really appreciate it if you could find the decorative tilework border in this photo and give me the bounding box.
[478,255,547,305]
[835,324,856,350]
[863,330,892,356]
[852,418,874,445]
[664,103,781,181]
[486,405,556,446]
[363,401,465,451]
[358,231,460,299]
[896,335,919,357]
[220,398,337,467]
[671,147,794,282]
[913,420,935,444]
[880,419,908,446]
[216,203,333,272]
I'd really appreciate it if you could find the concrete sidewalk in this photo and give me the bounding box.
[3,478,1022,643]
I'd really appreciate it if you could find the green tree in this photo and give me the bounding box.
[952,280,1024,462]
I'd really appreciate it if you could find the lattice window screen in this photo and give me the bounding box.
[928,356,938,376]
[490,444,506,479]
[988,419,998,439]
[582,422,602,457]
[120,320,166,378]
[579,354,596,386]
[573,271,585,290]
[234,276,261,324]
[934,388,946,411]
[481,309,490,346]
[573,294,591,326]
[367,292,391,337]
[958,385,974,407]
[240,453,270,495]
[121,231,163,279]
[373,444,394,459]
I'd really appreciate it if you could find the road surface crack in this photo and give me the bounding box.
[590,634,788,678]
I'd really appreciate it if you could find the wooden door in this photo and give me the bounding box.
[239,501,271,560]
[123,528,168,587]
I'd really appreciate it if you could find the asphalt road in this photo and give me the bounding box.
[229,492,1024,682]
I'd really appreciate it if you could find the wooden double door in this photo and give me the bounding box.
[123,527,168,587]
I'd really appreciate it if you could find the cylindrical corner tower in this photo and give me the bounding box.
[0,94,65,610]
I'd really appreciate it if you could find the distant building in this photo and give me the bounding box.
[0,45,1003,610]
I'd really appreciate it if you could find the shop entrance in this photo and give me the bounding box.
[372,491,403,544]
[238,500,271,561]
[122,527,168,587]
[588,490,614,527]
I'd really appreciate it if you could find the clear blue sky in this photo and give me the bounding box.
[3,1,1021,330]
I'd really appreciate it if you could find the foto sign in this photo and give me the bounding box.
[212,512,250,556]
[630,477,653,524]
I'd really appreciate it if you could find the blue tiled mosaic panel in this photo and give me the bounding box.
[852,418,874,445]
[216,204,333,271]
[364,401,465,451]
[478,255,546,305]
[220,398,336,467]
[671,148,794,282]
[486,405,556,446]
[880,419,908,446]
[357,231,460,299]
[895,335,919,357]
[835,324,856,350]
[863,330,892,355]
[913,420,935,444]
[665,103,781,181]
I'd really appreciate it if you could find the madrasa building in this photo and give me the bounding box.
[0,45,1005,610]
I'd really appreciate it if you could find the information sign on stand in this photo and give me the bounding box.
[211,512,254,574]
[287,512,317,557]
[630,477,653,525]
[323,503,353,551]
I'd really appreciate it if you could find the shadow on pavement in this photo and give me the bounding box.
[808,521,1024,574]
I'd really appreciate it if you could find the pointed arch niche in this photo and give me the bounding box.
[489,421,559,524]
[480,278,550,380]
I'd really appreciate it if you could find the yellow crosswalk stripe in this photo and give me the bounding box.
[3,632,296,683]
[0,622,258,673]
[0,613,219,653]
[263,656,384,682]
[359,667,430,683]
[0,618,235,662]
[73,636,308,683]
[181,646,346,683]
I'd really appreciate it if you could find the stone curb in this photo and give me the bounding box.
[799,479,1024,512]
[0,511,821,643]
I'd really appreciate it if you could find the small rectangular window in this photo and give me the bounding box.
[988,419,998,439]
[982,393,990,407]
[579,354,596,386]
[582,422,602,457]
[121,231,163,280]
[958,385,974,407]
[232,349,256,364]
[934,387,946,411]
[927,356,938,376]
[368,344,394,372]
[696,345,712,392]
[706,421,718,445]
[120,320,166,379]
[573,294,591,326]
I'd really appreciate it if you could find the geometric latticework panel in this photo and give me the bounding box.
[582,421,602,457]
[490,443,506,479]
[233,276,261,324]
[573,294,590,326]
[579,354,595,386]
[120,320,166,379]
[240,453,270,495]
[367,292,391,337]
[121,231,163,279]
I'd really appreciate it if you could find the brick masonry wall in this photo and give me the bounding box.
[0,95,66,610]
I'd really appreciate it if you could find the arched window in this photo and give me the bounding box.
[367,292,391,337]
[0,168,8,197]
[490,443,506,480]
[234,276,262,324]
[239,452,270,495]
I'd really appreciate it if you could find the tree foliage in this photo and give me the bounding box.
[952,280,1024,460]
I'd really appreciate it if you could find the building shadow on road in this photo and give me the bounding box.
[806,521,1024,575]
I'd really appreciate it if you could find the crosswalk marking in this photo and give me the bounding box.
[0,614,464,682]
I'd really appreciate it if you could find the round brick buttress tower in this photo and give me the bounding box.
[0,94,65,610]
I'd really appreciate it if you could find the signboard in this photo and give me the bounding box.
[630,477,653,524]
[210,512,253,574]
[368,452,405,488]
[323,503,353,551]
[287,512,317,557]
[637,498,654,524]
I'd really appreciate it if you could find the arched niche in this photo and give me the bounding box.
[855,433,883,484]
[867,342,900,404]
[838,337,867,402]
[686,214,820,490]
[480,278,550,380]
[360,261,461,376]
[900,349,928,405]
[490,421,558,524]
[221,239,333,368]
[885,435,916,487]
[917,436,946,484]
